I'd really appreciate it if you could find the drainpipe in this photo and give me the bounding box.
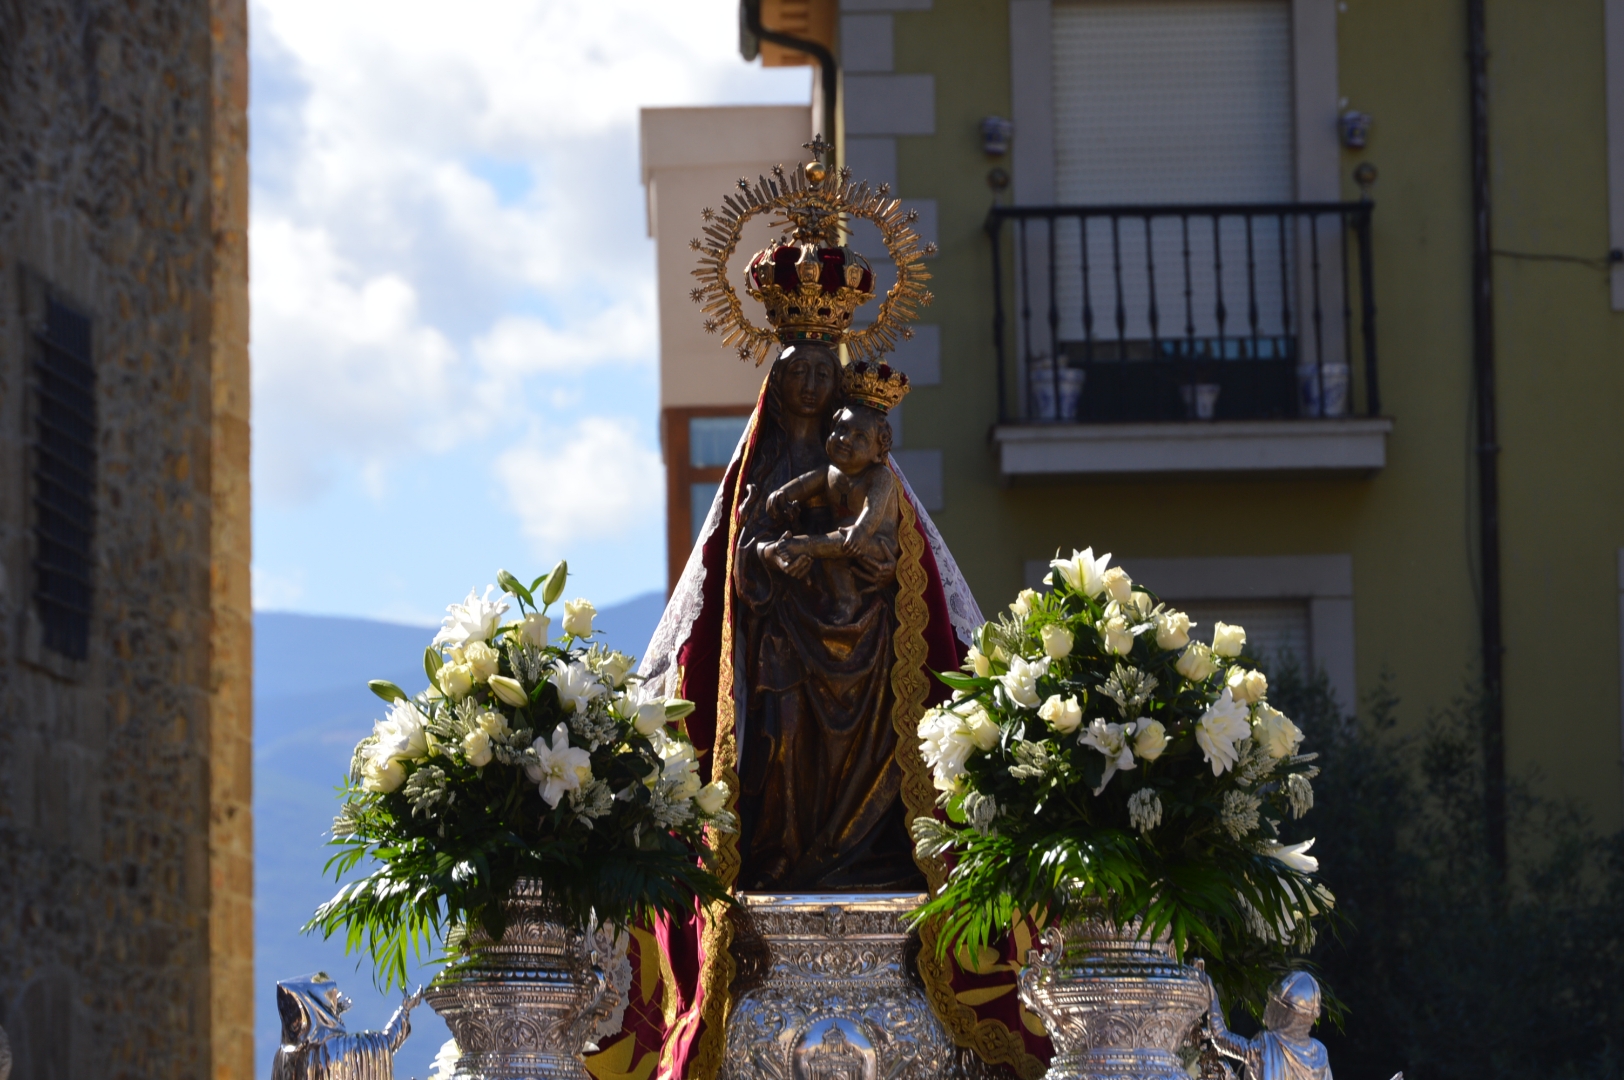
[1467,0,1507,879]
[741,0,839,165]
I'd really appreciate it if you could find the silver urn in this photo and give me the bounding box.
[721,893,959,1080]
[423,881,630,1080]
[1018,916,1209,1080]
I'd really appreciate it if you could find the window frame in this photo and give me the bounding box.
[662,404,754,593]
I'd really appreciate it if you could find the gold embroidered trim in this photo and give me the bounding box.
[682,406,757,1080]
[890,489,943,889]
[892,482,1048,1080]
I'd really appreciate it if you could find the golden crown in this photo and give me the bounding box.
[744,240,876,348]
[689,136,936,365]
[841,359,911,413]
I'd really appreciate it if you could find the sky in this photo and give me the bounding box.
[248,0,812,626]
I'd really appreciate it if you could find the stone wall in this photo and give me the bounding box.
[0,0,252,1077]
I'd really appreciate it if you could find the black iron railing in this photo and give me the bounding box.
[988,202,1378,425]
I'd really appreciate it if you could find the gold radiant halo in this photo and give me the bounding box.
[687,163,936,366]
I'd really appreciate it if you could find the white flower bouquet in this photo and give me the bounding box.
[911,548,1333,1012]
[308,564,734,989]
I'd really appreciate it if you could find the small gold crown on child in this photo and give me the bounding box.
[842,360,910,413]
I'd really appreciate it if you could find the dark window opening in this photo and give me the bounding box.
[32,296,96,660]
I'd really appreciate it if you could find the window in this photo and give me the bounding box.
[690,415,750,470]
[32,296,96,660]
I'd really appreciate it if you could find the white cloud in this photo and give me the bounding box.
[473,298,656,378]
[494,418,663,550]
[251,215,484,501]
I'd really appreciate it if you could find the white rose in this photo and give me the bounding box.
[1040,624,1074,660]
[918,708,977,791]
[437,662,474,700]
[1226,668,1268,706]
[1038,693,1083,735]
[997,655,1049,709]
[1211,621,1247,658]
[635,702,667,736]
[695,780,730,815]
[595,651,635,688]
[1129,591,1156,619]
[1102,566,1133,604]
[1010,588,1040,619]
[1100,615,1134,657]
[360,752,406,794]
[1253,703,1303,759]
[462,729,493,768]
[1175,642,1217,682]
[966,645,992,678]
[963,704,1002,751]
[489,675,529,709]
[477,710,509,738]
[562,599,597,638]
[1154,610,1191,651]
[462,641,500,682]
[519,612,551,647]
[1048,547,1112,598]
[1132,719,1168,761]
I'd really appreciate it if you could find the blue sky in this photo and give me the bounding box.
[249,0,812,625]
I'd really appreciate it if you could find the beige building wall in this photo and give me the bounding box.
[642,105,813,409]
[0,1,253,1077]
[642,105,813,586]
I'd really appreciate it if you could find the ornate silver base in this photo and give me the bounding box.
[1017,918,1208,1080]
[720,893,959,1080]
[424,882,630,1080]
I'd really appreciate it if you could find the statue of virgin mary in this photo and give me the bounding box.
[581,159,1051,1080]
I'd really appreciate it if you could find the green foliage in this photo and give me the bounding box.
[1271,659,1624,1079]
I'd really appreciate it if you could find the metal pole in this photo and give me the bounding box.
[1468,0,1507,879]
[743,0,839,167]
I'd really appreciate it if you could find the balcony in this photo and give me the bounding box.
[986,202,1391,481]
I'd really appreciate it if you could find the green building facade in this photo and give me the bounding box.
[805,0,1624,829]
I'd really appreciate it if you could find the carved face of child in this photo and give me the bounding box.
[777,345,840,419]
[826,405,891,474]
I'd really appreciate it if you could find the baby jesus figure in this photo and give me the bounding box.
[762,400,901,605]
[758,355,912,623]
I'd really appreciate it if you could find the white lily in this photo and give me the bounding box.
[549,660,605,714]
[1263,838,1320,874]
[525,724,593,808]
[1049,547,1112,598]
[373,700,429,761]
[1080,718,1137,793]
[1195,690,1252,775]
[433,586,510,647]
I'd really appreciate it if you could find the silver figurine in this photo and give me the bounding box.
[1203,969,1332,1080]
[272,972,421,1080]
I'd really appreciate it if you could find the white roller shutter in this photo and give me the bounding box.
[1043,1,1296,347]
[1052,0,1294,205]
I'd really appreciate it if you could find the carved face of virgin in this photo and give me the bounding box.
[826,406,889,473]
[779,347,838,418]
